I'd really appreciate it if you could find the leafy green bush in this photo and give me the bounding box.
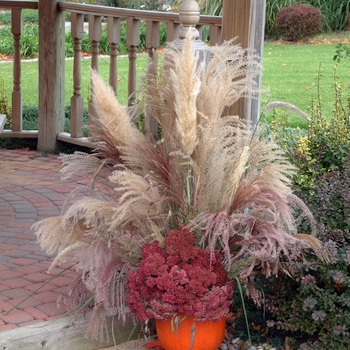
[314,0,350,33]
[0,23,38,58]
[0,76,12,128]
[0,26,14,56]
[264,73,350,349]
[20,23,39,58]
[0,9,38,25]
[276,4,323,41]
[22,9,39,24]
[20,105,89,135]
[334,43,350,63]
[0,12,11,26]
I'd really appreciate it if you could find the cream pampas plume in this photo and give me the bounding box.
[171,33,202,156]
[89,69,143,161]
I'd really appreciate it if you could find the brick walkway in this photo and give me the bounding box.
[0,148,88,332]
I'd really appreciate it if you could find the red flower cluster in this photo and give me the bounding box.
[127,227,234,322]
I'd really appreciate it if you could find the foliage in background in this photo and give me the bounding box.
[334,43,350,63]
[264,70,350,349]
[0,19,168,59]
[265,0,349,39]
[0,23,38,58]
[276,4,323,42]
[0,76,12,129]
[0,9,38,25]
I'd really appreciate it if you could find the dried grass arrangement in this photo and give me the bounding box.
[32,35,325,341]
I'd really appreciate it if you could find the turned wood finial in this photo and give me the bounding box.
[166,0,209,62]
[178,0,200,40]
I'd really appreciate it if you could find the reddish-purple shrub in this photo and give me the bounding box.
[276,4,322,42]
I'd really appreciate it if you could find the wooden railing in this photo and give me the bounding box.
[0,0,222,150]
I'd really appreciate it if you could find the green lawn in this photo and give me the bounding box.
[261,42,350,128]
[1,42,350,128]
[0,54,149,107]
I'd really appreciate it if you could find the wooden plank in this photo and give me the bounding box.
[0,312,142,350]
[99,338,152,350]
[222,0,266,124]
[222,0,250,47]
[57,132,98,148]
[222,0,251,121]
[58,2,221,27]
[0,1,38,10]
[0,114,6,133]
[0,130,38,138]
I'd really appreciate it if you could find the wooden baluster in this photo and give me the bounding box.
[107,17,120,94]
[126,18,140,108]
[70,13,84,138]
[209,24,222,45]
[89,15,102,71]
[12,9,22,132]
[146,20,160,58]
[88,15,102,135]
[144,20,160,140]
[166,21,180,43]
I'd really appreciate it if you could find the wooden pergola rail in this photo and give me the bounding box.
[0,0,265,152]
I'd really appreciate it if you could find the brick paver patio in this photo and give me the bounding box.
[0,148,88,332]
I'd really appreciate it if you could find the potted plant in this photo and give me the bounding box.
[33,35,325,349]
[127,226,234,350]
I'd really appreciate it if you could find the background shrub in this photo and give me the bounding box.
[315,0,350,33]
[19,105,89,135]
[264,72,350,349]
[0,23,39,58]
[0,9,38,25]
[0,76,12,128]
[276,4,323,41]
[266,0,350,39]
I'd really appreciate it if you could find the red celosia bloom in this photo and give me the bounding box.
[127,226,234,322]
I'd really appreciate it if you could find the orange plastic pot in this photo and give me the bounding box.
[155,314,226,350]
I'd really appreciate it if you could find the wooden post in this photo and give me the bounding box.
[37,0,65,151]
[222,0,266,124]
